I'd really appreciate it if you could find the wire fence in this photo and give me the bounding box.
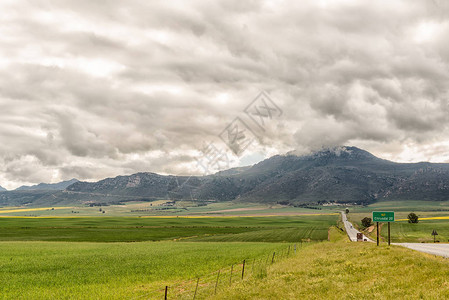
[132,242,311,299]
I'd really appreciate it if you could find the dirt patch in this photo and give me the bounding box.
[367,225,375,233]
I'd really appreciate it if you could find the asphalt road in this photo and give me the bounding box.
[341,212,372,242]
[341,212,449,257]
[394,243,449,258]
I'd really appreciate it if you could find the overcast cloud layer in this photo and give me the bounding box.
[1,0,449,189]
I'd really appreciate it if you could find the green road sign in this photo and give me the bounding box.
[373,211,395,222]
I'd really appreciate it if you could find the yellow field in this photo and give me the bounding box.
[0,207,72,214]
[397,215,449,221]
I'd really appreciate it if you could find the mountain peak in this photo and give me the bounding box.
[0,185,6,192]
[287,146,378,161]
[312,146,377,160]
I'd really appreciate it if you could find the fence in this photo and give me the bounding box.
[133,242,310,299]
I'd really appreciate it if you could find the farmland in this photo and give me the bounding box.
[0,214,337,299]
[0,215,338,242]
[0,241,288,299]
[0,201,338,217]
[4,200,449,298]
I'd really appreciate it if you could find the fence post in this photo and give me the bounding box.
[271,252,276,264]
[165,286,168,300]
[214,270,220,295]
[193,278,199,300]
[294,244,297,254]
[230,264,233,286]
[241,259,246,279]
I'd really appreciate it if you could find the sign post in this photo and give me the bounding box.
[388,222,390,246]
[376,222,379,246]
[432,229,438,243]
[373,211,395,246]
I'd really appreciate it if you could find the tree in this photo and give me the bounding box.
[345,208,349,214]
[361,217,372,228]
[408,213,419,223]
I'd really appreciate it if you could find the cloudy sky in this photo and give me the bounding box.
[1,0,449,189]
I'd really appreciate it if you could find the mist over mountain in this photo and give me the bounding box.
[1,146,449,207]
[0,185,6,192]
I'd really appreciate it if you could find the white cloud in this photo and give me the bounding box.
[0,0,449,188]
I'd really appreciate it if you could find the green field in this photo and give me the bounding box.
[347,200,449,214]
[0,215,338,242]
[6,200,449,298]
[0,241,288,299]
[376,219,449,243]
[0,214,337,299]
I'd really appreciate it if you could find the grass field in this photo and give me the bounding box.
[0,214,337,299]
[6,199,449,298]
[215,235,449,299]
[0,241,288,299]
[347,200,449,214]
[375,219,449,243]
[0,215,338,242]
[3,205,449,299]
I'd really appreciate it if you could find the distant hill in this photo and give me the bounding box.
[0,185,6,192]
[2,146,449,206]
[15,179,79,191]
[64,146,449,205]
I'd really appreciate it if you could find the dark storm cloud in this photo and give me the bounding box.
[0,0,449,188]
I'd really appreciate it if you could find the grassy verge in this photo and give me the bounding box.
[214,238,449,299]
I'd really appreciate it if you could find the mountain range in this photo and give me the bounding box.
[15,179,79,191]
[1,146,449,206]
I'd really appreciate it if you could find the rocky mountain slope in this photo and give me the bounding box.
[2,146,449,206]
[15,179,79,191]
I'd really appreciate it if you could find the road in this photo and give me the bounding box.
[394,243,449,258]
[341,212,372,242]
[341,212,449,257]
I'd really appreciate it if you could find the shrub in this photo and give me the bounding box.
[408,213,419,223]
[361,217,372,228]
